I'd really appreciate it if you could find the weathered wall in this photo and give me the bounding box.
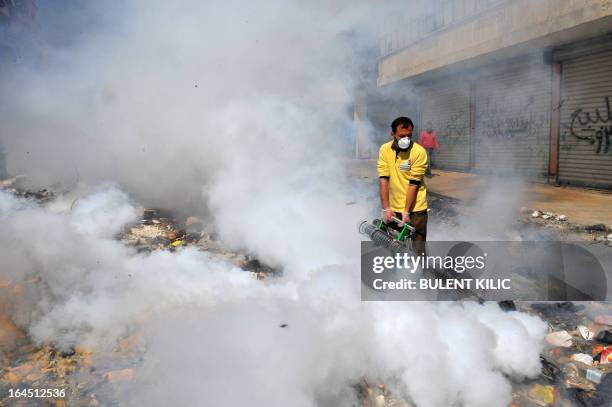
[473,55,551,177]
[417,54,551,175]
[379,0,612,85]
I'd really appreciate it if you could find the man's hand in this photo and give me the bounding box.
[398,211,410,227]
[382,209,394,224]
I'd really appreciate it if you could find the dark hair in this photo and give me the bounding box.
[391,117,414,133]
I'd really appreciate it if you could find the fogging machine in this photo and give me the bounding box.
[358,216,416,250]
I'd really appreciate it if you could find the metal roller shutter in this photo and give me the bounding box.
[558,49,612,188]
[420,80,471,170]
[474,55,551,178]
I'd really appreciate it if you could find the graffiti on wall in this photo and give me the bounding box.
[428,111,469,146]
[564,96,612,154]
[476,95,550,141]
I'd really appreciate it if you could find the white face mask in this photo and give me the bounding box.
[397,137,411,149]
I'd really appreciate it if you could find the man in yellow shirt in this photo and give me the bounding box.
[378,117,429,242]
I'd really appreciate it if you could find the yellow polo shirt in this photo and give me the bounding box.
[377,140,428,213]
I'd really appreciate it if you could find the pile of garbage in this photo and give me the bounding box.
[0,187,282,405]
[510,302,612,406]
[0,311,146,407]
[0,175,55,204]
[119,208,281,279]
[355,302,612,407]
[358,380,412,407]
[120,208,191,252]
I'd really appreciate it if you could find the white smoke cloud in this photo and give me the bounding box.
[0,186,546,406]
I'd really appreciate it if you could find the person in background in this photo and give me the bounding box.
[419,122,440,178]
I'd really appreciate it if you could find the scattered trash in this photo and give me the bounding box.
[577,325,594,340]
[564,362,598,391]
[0,175,55,203]
[524,302,612,405]
[592,344,606,356]
[164,230,179,241]
[546,330,573,347]
[571,353,594,366]
[241,258,282,279]
[585,367,604,384]
[357,380,412,407]
[539,355,561,382]
[121,209,190,252]
[595,330,612,345]
[2,181,609,406]
[585,223,608,232]
[527,384,555,405]
[598,347,612,364]
[524,208,569,224]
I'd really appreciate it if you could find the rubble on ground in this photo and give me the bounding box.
[520,207,612,244]
[0,189,282,405]
[120,208,187,252]
[0,175,55,204]
[521,207,568,223]
[0,322,145,406]
[119,208,281,279]
[355,302,612,407]
[3,178,610,406]
[358,380,414,407]
[510,302,612,406]
[0,277,147,406]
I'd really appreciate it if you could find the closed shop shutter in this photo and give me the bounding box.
[474,55,551,177]
[420,79,471,170]
[558,49,612,188]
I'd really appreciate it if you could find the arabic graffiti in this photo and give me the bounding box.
[476,95,550,140]
[567,96,612,154]
[429,111,469,146]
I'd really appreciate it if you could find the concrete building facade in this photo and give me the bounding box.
[374,0,612,188]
